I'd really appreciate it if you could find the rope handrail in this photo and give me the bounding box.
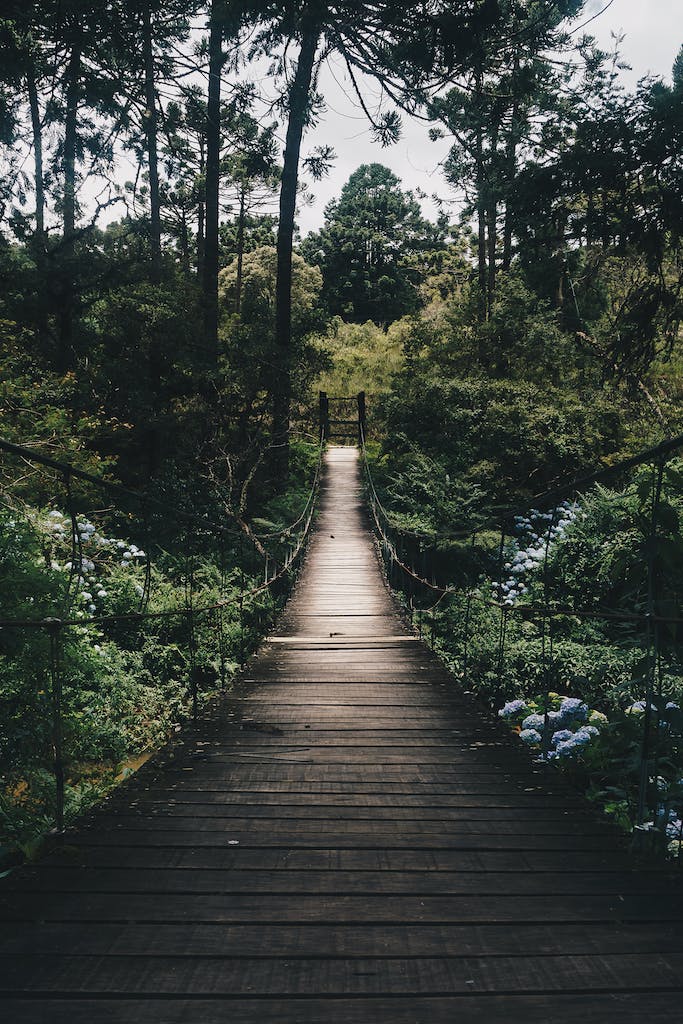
[485,599,683,627]
[252,444,323,540]
[360,421,683,621]
[359,424,455,596]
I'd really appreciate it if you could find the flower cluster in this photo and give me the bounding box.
[640,780,683,855]
[42,510,147,622]
[498,691,604,760]
[494,502,579,606]
[625,699,680,714]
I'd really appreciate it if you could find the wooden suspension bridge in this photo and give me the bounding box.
[1,445,683,1022]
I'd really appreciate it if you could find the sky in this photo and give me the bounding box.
[292,0,683,234]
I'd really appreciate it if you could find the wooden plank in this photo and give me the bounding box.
[3,993,683,1024]
[4,920,682,958]
[101,790,588,807]
[76,817,615,837]
[46,846,640,873]
[2,952,683,996]
[62,830,624,850]
[91,805,594,824]
[102,794,588,813]
[2,891,681,924]
[10,867,678,897]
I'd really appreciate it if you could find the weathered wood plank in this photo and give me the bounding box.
[3,921,682,958]
[2,891,681,924]
[2,994,683,1024]
[9,867,678,897]
[3,952,683,996]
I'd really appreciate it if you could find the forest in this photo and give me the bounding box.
[0,1,682,861]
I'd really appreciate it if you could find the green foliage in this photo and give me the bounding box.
[219,245,322,330]
[379,372,630,515]
[314,316,405,397]
[377,460,683,850]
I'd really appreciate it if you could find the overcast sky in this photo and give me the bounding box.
[294,0,682,234]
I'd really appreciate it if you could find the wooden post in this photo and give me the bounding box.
[319,391,330,442]
[357,391,366,445]
[46,619,65,832]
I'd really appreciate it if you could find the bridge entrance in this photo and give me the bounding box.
[319,390,366,444]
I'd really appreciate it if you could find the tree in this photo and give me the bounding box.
[219,244,321,329]
[221,116,279,314]
[202,0,224,363]
[303,163,447,324]
[430,0,584,319]
[512,45,683,380]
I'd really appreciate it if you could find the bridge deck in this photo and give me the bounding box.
[2,446,683,1022]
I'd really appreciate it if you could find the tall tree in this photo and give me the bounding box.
[303,163,446,324]
[431,0,584,318]
[222,117,279,314]
[203,0,224,363]
[273,19,321,458]
[141,1,162,281]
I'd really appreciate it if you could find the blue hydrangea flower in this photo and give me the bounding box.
[522,713,545,732]
[555,738,579,757]
[559,698,588,722]
[498,699,528,720]
[666,819,683,840]
[551,729,574,747]
[519,729,542,745]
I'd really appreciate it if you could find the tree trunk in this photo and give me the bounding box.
[555,213,567,309]
[180,209,190,276]
[28,62,49,350]
[502,67,519,272]
[486,123,499,315]
[235,187,245,314]
[27,66,44,237]
[486,196,497,313]
[601,187,609,248]
[203,2,222,365]
[273,25,320,473]
[142,1,162,282]
[59,37,82,371]
[63,42,81,241]
[475,155,487,310]
[474,73,487,326]
[586,190,594,245]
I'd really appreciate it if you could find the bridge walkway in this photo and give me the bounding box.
[1,446,683,1022]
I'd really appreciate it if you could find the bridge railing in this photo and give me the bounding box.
[0,435,323,835]
[360,424,683,857]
